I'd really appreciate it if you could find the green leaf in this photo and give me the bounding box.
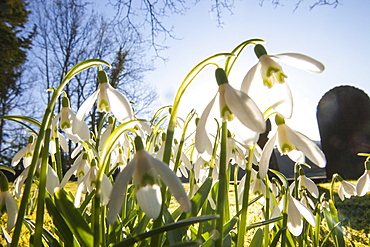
[223,217,238,238]
[114,215,219,247]
[23,218,61,247]
[45,197,75,247]
[249,228,264,247]
[0,115,40,134]
[188,178,213,217]
[224,38,264,75]
[0,165,15,175]
[54,188,93,247]
[246,217,283,231]
[62,59,111,85]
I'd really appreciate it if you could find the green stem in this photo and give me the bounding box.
[281,191,290,246]
[10,59,109,247]
[92,189,101,247]
[33,128,51,246]
[54,136,63,182]
[236,145,255,247]
[10,108,52,247]
[215,121,229,247]
[263,177,271,247]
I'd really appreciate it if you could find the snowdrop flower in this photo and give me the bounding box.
[259,115,326,179]
[336,175,356,201]
[195,68,265,153]
[271,193,316,237]
[73,70,134,136]
[52,95,90,141]
[241,44,324,118]
[356,159,370,196]
[74,160,112,207]
[11,135,35,168]
[291,168,319,198]
[0,172,18,231]
[108,136,191,224]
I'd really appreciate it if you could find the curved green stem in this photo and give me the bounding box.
[163,53,233,165]
[236,145,255,247]
[33,128,51,246]
[10,59,110,247]
[215,120,229,247]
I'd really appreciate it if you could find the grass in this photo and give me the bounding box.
[1,181,369,246]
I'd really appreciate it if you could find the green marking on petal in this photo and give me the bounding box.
[60,121,71,129]
[277,72,287,83]
[98,99,109,112]
[266,66,280,77]
[263,77,273,88]
[281,142,293,153]
[25,152,33,158]
[220,105,234,121]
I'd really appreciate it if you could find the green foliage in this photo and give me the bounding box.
[0,0,34,166]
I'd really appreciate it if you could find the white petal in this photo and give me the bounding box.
[195,94,217,154]
[60,161,80,188]
[284,125,326,168]
[274,53,325,73]
[13,167,30,198]
[241,63,260,93]
[302,176,319,198]
[107,157,137,224]
[100,175,112,206]
[11,147,27,167]
[58,132,69,153]
[46,165,60,195]
[259,133,277,179]
[267,82,293,119]
[341,180,356,198]
[291,195,316,227]
[146,151,191,213]
[287,196,303,236]
[106,84,134,122]
[356,172,370,196]
[73,90,99,134]
[49,139,57,155]
[224,84,265,133]
[71,143,84,159]
[135,184,162,219]
[287,150,305,164]
[4,192,18,231]
[338,185,345,201]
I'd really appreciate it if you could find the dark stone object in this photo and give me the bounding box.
[317,85,370,179]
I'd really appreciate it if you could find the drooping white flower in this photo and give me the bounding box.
[0,172,18,232]
[74,164,112,207]
[259,115,326,179]
[241,44,324,119]
[271,193,316,237]
[290,168,319,199]
[356,159,370,196]
[195,68,265,154]
[11,135,35,168]
[72,70,134,136]
[108,136,191,224]
[52,95,90,141]
[337,178,356,201]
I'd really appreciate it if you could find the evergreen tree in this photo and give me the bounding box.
[0,0,33,166]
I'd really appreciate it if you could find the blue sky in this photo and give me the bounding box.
[144,0,370,141]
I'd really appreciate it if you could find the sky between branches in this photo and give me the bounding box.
[137,0,369,141]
